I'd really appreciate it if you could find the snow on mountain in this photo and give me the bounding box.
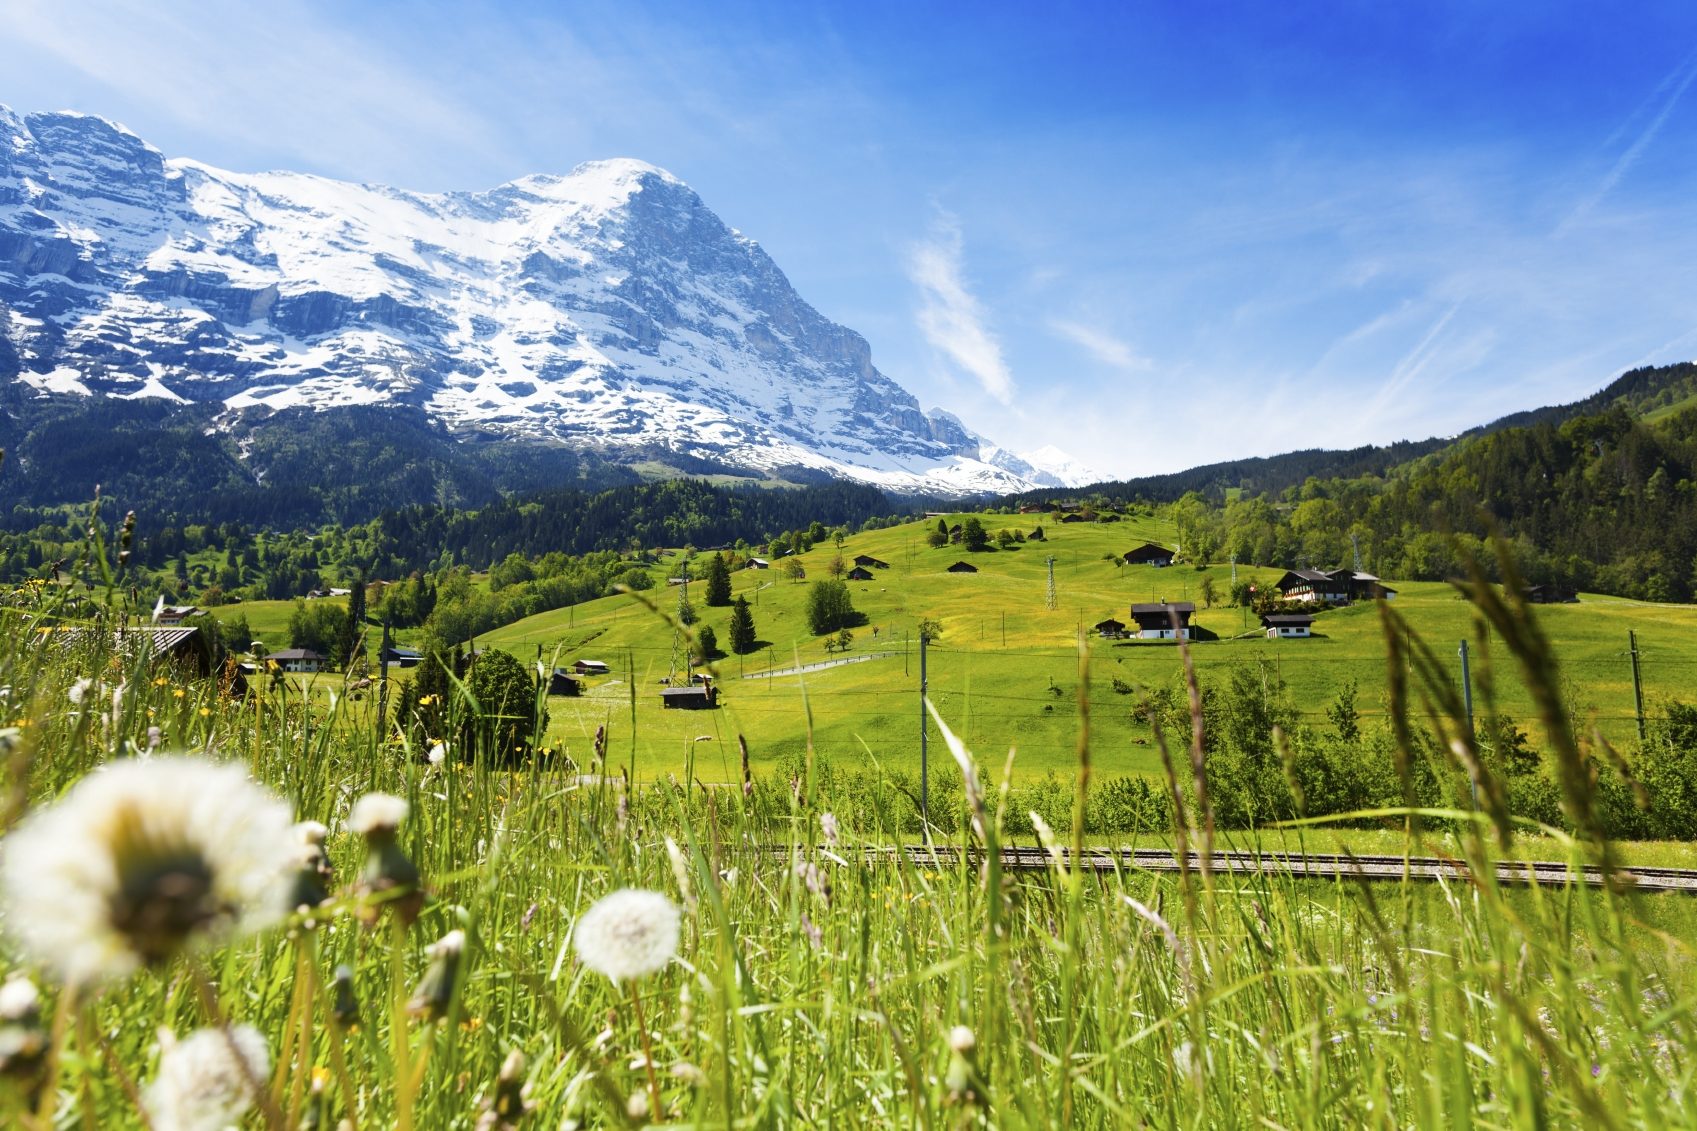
[0,106,1079,497]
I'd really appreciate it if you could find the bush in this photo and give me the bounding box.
[806,579,856,635]
[464,649,547,765]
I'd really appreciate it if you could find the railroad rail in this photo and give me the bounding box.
[832,844,1697,893]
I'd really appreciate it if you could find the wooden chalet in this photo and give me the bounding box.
[267,647,326,673]
[852,554,889,569]
[155,605,201,626]
[1261,613,1314,639]
[573,659,611,676]
[846,566,875,581]
[1058,512,1088,524]
[1275,569,1388,604]
[661,681,718,710]
[1122,543,1175,567]
[1524,584,1579,604]
[1129,602,1196,640]
[746,558,771,570]
[1018,502,1056,514]
[946,560,979,574]
[1093,617,1127,638]
[381,646,423,668]
[548,669,582,696]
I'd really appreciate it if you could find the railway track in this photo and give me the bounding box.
[836,844,1697,893]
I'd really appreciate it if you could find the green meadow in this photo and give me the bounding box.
[448,515,1697,782]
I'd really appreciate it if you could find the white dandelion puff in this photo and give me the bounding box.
[348,792,409,836]
[0,756,297,986]
[574,889,680,982]
[144,1024,270,1131]
[66,678,94,706]
[948,1025,976,1053]
[0,974,40,1021]
[426,742,448,766]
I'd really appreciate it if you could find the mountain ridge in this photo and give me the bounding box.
[0,105,1094,501]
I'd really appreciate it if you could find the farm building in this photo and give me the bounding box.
[155,605,201,626]
[548,669,582,696]
[853,554,889,569]
[661,682,718,710]
[1059,513,1088,524]
[946,561,979,574]
[1274,568,1389,604]
[846,566,875,581]
[1129,602,1196,640]
[746,558,770,570]
[1122,543,1176,567]
[51,625,219,676]
[1261,613,1315,638]
[267,647,327,673]
[381,646,423,667]
[1093,618,1127,638]
[573,659,612,676]
[1525,584,1579,604]
[1018,503,1055,514]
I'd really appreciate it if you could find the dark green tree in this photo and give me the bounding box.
[962,517,989,552]
[704,552,732,606]
[694,625,719,661]
[465,649,547,765]
[288,600,350,666]
[728,596,758,655]
[342,572,367,661]
[806,579,856,635]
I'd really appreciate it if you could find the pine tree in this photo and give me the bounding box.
[342,571,367,660]
[728,596,757,654]
[704,552,732,606]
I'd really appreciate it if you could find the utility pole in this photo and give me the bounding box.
[919,631,929,838]
[1630,630,1646,742]
[1046,556,1058,611]
[1458,639,1475,737]
[1459,639,1477,805]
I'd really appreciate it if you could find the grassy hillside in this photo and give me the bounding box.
[468,514,1697,783]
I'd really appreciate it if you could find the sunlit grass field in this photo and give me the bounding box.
[440,517,1697,782]
[3,566,1697,1128]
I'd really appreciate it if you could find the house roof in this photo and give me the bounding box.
[1093,618,1126,630]
[577,659,610,668]
[1130,602,1195,615]
[1261,614,1315,626]
[661,685,713,697]
[267,648,325,661]
[946,561,978,572]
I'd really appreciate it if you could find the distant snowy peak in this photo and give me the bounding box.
[979,443,1102,490]
[0,106,1046,497]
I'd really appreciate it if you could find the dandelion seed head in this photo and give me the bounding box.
[0,974,39,1021]
[948,1025,976,1053]
[144,1024,270,1131]
[426,742,447,766]
[294,821,328,847]
[574,888,680,982]
[0,757,296,985]
[348,793,409,836]
[66,678,93,706]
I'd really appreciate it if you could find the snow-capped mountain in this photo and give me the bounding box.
[0,106,1081,496]
[979,443,1103,489]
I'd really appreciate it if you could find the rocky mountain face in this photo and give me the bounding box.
[0,106,1092,498]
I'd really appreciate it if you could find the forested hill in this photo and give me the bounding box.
[1018,438,1450,506]
[369,479,898,570]
[1156,401,1697,602]
[1004,361,1697,507]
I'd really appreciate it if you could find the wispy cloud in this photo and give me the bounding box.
[909,214,1015,404]
[1556,46,1697,236]
[1047,318,1150,372]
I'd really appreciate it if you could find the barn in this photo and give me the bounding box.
[1129,602,1196,640]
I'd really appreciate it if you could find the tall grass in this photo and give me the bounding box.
[0,543,1694,1128]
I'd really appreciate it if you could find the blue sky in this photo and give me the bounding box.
[7,1,1697,477]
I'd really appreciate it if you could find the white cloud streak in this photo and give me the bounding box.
[1046,318,1150,372]
[1557,46,1697,236]
[909,215,1015,404]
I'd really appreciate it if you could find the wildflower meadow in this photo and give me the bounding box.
[0,554,1695,1130]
